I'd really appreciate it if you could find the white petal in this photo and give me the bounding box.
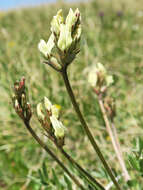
[50,116,65,138]
[46,33,55,54]
[88,69,98,87]
[106,75,114,86]
[38,39,49,57]
[97,63,106,75]
[37,103,45,120]
[44,97,52,111]
[51,105,60,118]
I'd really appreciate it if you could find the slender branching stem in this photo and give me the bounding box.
[59,146,105,190]
[23,120,86,190]
[98,98,130,182]
[43,121,105,188]
[112,122,130,182]
[61,68,122,190]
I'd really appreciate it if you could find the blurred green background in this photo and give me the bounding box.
[0,0,143,189]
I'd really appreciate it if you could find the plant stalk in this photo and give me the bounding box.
[61,68,121,190]
[23,120,86,190]
[98,98,130,182]
[59,147,105,190]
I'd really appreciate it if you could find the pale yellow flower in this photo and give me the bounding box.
[51,9,64,35]
[38,33,55,57]
[106,75,114,86]
[66,8,77,31]
[44,97,60,118]
[96,62,106,75]
[88,63,113,88]
[51,105,60,119]
[44,97,52,111]
[88,68,98,87]
[57,24,72,51]
[50,115,65,138]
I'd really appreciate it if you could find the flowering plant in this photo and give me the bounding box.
[11,8,131,190]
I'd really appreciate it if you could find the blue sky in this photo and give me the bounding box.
[0,0,57,10]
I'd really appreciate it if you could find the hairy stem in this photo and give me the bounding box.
[61,69,121,190]
[23,121,86,190]
[98,98,130,182]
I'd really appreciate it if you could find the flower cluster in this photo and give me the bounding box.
[37,97,66,146]
[38,8,81,69]
[12,77,32,122]
[88,62,114,93]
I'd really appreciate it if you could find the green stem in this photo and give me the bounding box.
[61,69,121,190]
[23,121,86,190]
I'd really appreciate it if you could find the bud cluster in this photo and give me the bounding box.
[88,63,114,94]
[37,97,66,147]
[12,77,32,122]
[38,8,81,70]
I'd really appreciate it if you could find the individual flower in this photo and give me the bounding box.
[88,62,106,87]
[96,62,106,75]
[57,23,72,51]
[50,115,65,138]
[44,96,52,111]
[51,9,64,35]
[44,97,60,119]
[66,8,77,32]
[38,33,55,57]
[15,99,19,109]
[74,24,81,40]
[87,63,113,89]
[88,68,98,87]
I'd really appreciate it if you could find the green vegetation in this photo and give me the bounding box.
[0,0,143,189]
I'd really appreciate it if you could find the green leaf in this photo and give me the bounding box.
[42,161,48,178]
[64,174,72,190]
[128,155,140,171]
[52,169,62,188]
[38,169,48,185]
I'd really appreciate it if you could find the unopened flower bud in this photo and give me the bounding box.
[19,77,25,89]
[37,103,45,120]
[12,94,16,101]
[75,25,81,40]
[26,102,32,121]
[21,93,26,108]
[15,99,19,109]
[14,84,19,91]
[75,8,80,17]
[66,8,77,32]
[50,57,62,70]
